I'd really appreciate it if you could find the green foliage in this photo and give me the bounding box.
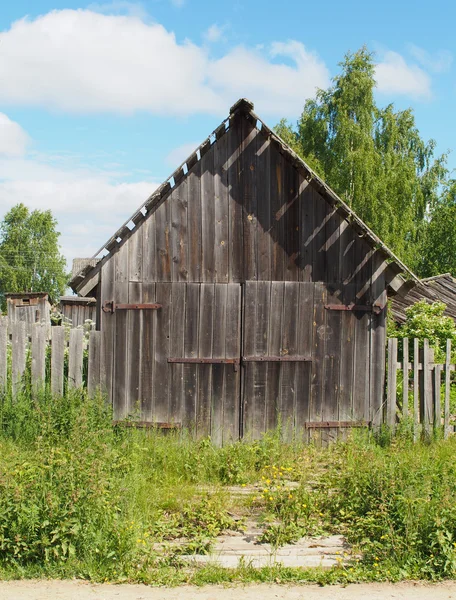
[274,46,449,270]
[395,299,456,362]
[0,203,68,310]
[419,182,456,277]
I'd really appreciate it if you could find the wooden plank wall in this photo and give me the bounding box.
[95,111,389,436]
[60,301,97,327]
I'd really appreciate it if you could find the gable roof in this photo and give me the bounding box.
[70,98,419,294]
[391,273,456,323]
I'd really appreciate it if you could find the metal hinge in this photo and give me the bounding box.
[102,301,162,313]
[324,303,385,315]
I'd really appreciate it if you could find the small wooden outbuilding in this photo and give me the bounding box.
[70,98,417,441]
[5,292,51,335]
[59,296,97,328]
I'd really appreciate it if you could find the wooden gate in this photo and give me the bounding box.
[242,281,314,439]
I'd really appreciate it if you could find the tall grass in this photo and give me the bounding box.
[2,387,456,582]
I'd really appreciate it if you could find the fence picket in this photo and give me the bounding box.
[387,337,398,429]
[51,326,65,396]
[11,321,27,397]
[0,316,8,391]
[68,328,84,389]
[88,330,101,396]
[402,337,409,417]
[444,340,452,439]
[413,338,420,442]
[31,322,46,393]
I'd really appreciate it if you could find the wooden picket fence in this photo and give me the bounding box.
[0,316,103,397]
[387,337,455,439]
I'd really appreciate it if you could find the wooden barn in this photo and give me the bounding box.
[70,98,417,442]
[5,292,51,335]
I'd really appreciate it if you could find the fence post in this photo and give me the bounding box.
[421,339,432,438]
[434,364,442,434]
[387,337,398,429]
[31,322,46,395]
[413,338,419,442]
[11,321,27,397]
[402,337,409,417]
[444,339,452,439]
[0,316,8,391]
[68,328,84,389]
[88,330,101,397]
[51,326,65,396]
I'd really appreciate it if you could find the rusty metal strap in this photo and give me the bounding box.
[325,303,385,315]
[103,301,162,313]
[242,356,312,362]
[168,357,240,371]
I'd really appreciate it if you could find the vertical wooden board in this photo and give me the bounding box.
[338,285,356,421]
[169,283,186,426]
[311,190,327,282]
[283,160,300,281]
[434,364,442,432]
[386,337,398,428]
[324,207,341,285]
[280,282,300,439]
[227,115,244,282]
[339,221,356,285]
[171,183,189,281]
[201,146,216,282]
[88,330,101,397]
[352,311,371,421]
[309,283,327,422]
[322,287,341,424]
[295,283,314,435]
[31,323,46,392]
[223,284,241,442]
[444,339,451,439]
[242,281,257,437]
[68,328,84,389]
[155,198,172,281]
[183,283,200,429]
[266,282,284,432]
[187,161,202,282]
[51,326,65,396]
[140,283,155,421]
[128,222,143,282]
[153,283,172,423]
[112,248,129,419]
[413,338,420,441]
[269,149,286,280]
[196,284,215,437]
[402,337,409,417]
[299,180,314,282]
[11,321,26,396]
[143,212,157,283]
[253,281,271,434]
[100,257,115,403]
[241,119,258,281]
[369,252,387,426]
[214,130,229,283]
[127,282,142,416]
[256,135,271,281]
[0,316,8,390]
[211,284,228,445]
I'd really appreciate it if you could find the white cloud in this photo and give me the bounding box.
[408,44,453,73]
[0,9,328,118]
[86,1,148,19]
[204,24,224,43]
[0,113,30,157]
[0,150,158,265]
[375,51,432,99]
[165,142,200,168]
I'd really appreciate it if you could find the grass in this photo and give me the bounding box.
[2,387,456,584]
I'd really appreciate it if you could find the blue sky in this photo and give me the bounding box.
[0,0,454,266]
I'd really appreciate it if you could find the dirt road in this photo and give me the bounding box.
[1,580,456,600]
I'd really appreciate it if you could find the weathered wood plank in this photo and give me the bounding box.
[68,328,84,390]
[211,284,227,445]
[155,199,172,281]
[112,246,129,418]
[51,326,65,396]
[201,146,216,282]
[299,179,314,282]
[421,339,432,436]
[140,283,155,421]
[0,316,8,390]
[127,282,142,415]
[171,182,189,282]
[280,282,300,439]
[128,221,143,282]
[88,330,101,396]
[434,363,442,433]
[31,322,46,393]
[214,128,229,283]
[402,338,409,417]
[444,339,451,439]
[322,287,341,432]
[187,161,202,282]
[223,283,241,442]
[386,337,398,429]
[169,282,186,426]
[309,283,326,422]
[11,321,26,396]
[256,136,271,280]
[266,282,284,432]
[241,117,258,281]
[295,283,314,436]
[227,114,244,282]
[183,283,200,429]
[142,212,157,283]
[100,255,115,404]
[153,283,172,423]
[413,338,420,442]
[352,311,370,421]
[197,284,215,437]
